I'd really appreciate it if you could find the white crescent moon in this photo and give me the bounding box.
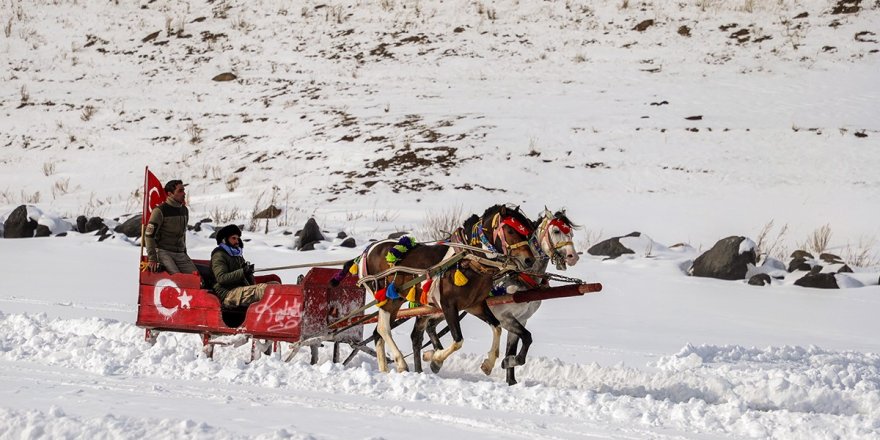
[148,187,161,208]
[154,278,180,318]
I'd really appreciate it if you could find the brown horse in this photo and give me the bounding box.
[361,242,503,373]
[413,207,581,385]
[332,205,536,373]
[410,204,538,375]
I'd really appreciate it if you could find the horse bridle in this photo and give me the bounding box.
[534,216,574,268]
[491,214,532,255]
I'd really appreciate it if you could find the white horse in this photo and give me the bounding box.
[484,208,580,385]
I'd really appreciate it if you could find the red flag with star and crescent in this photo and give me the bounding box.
[140,167,165,269]
[143,167,165,225]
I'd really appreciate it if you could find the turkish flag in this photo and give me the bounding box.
[142,167,165,226]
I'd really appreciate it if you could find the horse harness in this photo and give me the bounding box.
[531,215,574,270]
[470,213,531,255]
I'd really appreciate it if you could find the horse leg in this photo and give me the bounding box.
[374,325,388,373]
[504,330,521,385]
[428,306,464,373]
[410,316,430,373]
[376,307,410,373]
[468,302,503,376]
[422,316,444,363]
[500,317,532,370]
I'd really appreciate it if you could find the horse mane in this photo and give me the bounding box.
[482,204,535,231]
[461,214,480,233]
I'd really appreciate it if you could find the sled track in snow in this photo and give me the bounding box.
[0,313,878,439]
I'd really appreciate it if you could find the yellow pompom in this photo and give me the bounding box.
[349,264,358,275]
[376,299,388,308]
[406,286,417,302]
[454,269,469,286]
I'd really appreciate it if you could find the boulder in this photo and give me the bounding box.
[84,217,105,233]
[387,231,410,239]
[748,273,772,286]
[340,237,356,248]
[587,232,640,259]
[253,205,281,219]
[114,215,143,238]
[76,215,88,233]
[297,218,325,251]
[794,272,839,289]
[3,205,38,238]
[96,226,112,242]
[689,236,757,280]
[35,225,52,237]
[337,231,348,239]
[787,250,817,272]
[819,252,844,264]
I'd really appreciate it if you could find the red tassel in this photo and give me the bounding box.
[374,287,387,302]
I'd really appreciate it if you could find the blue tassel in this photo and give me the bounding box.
[386,282,400,300]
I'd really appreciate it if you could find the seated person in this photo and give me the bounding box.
[211,224,276,308]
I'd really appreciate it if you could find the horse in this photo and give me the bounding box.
[332,205,536,374]
[490,208,580,385]
[415,207,581,385]
[409,204,538,375]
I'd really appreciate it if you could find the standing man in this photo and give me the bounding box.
[211,224,275,308]
[144,179,197,274]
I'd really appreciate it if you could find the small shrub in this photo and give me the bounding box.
[20,85,29,106]
[80,105,96,121]
[4,17,12,38]
[843,237,880,268]
[20,189,40,203]
[225,175,239,192]
[418,204,465,241]
[42,161,56,176]
[573,53,587,63]
[211,206,240,224]
[755,220,789,261]
[186,122,203,144]
[52,177,70,199]
[577,229,604,252]
[372,208,400,223]
[802,224,832,255]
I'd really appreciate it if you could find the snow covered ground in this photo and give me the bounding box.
[1,0,880,438]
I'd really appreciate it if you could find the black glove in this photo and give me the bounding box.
[243,262,255,276]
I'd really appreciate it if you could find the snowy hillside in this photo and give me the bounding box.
[1,0,880,438]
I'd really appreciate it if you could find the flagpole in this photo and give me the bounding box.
[139,166,147,271]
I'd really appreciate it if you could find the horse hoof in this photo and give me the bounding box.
[507,378,518,386]
[501,356,521,369]
[422,350,434,362]
[430,360,443,374]
[397,365,409,373]
[480,359,494,376]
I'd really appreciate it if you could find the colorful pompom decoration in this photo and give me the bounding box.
[406,286,417,303]
[454,269,469,286]
[385,282,399,300]
[374,287,387,303]
[349,264,358,275]
[385,236,418,264]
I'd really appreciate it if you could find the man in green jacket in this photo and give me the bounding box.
[211,224,274,308]
[144,179,197,274]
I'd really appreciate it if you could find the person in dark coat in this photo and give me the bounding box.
[211,224,274,308]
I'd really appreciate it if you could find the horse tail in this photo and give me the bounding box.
[330,258,357,287]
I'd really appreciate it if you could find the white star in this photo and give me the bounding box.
[177,291,193,309]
